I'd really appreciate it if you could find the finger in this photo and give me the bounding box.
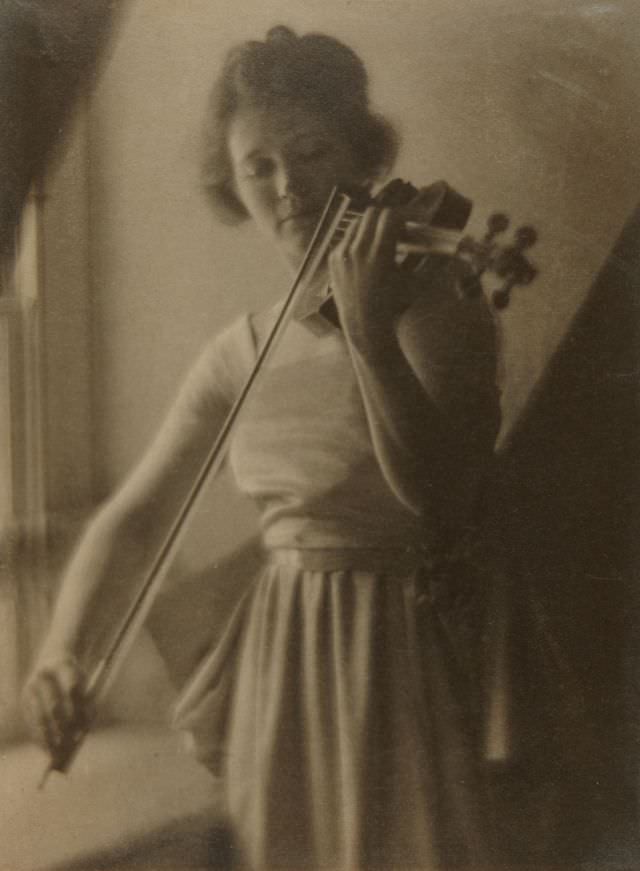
[32,671,69,750]
[332,209,361,262]
[21,683,50,747]
[329,221,361,292]
[57,658,86,724]
[27,697,60,753]
[370,207,404,263]
[349,205,382,255]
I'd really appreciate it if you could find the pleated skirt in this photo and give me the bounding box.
[174,549,490,870]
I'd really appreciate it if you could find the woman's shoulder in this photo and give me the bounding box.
[245,298,284,347]
[197,307,263,368]
[201,299,281,353]
[191,300,281,388]
[177,312,255,409]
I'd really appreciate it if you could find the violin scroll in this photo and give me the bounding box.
[456,214,539,310]
[370,179,539,309]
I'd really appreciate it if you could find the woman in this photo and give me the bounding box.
[23,26,500,870]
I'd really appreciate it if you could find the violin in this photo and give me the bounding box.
[297,177,538,315]
[37,179,538,787]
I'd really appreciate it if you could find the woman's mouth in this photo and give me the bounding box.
[279,208,319,229]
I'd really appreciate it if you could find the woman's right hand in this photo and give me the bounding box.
[21,651,90,764]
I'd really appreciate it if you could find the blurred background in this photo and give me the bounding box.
[1,0,639,868]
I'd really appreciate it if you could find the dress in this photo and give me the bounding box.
[171,291,500,870]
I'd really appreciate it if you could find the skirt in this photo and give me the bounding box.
[173,547,490,870]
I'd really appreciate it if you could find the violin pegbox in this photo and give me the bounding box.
[456,214,538,310]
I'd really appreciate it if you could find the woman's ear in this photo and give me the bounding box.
[357,176,375,194]
[346,175,374,203]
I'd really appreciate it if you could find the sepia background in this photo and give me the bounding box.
[1,0,640,868]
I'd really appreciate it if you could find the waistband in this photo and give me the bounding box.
[266,546,425,574]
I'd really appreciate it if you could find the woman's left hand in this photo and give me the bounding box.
[328,206,412,355]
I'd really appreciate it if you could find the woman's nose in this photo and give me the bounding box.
[276,160,308,201]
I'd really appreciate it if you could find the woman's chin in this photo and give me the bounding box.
[279,233,316,271]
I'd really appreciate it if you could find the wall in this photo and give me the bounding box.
[26,0,638,722]
[42,109,93,519]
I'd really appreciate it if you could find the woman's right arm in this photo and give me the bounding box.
[21,324,243,756]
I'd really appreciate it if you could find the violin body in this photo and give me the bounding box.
[374,178,472,231]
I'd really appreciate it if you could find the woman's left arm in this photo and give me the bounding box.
[329,206,500,524]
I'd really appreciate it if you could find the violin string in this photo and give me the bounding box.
[332,211,463,255]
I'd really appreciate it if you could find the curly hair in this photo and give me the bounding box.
[202,26,399,224]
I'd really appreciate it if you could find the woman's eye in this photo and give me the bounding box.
[297,143,330,161]
[245,159,273,179]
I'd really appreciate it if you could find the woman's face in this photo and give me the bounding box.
[228,103,365,269]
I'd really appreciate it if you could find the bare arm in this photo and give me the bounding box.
[22,334,236,751]
[38,402,227,666]
[329,206,500,525]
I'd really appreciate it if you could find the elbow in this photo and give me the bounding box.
[393,484,427,518]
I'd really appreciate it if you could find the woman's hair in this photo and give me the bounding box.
[202,25,399,223]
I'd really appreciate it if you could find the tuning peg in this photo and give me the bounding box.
[485,213,509,240]
[514,225,537,250]
[491,224,539,309]
[453,212,539,306]
[493,236,538,282]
